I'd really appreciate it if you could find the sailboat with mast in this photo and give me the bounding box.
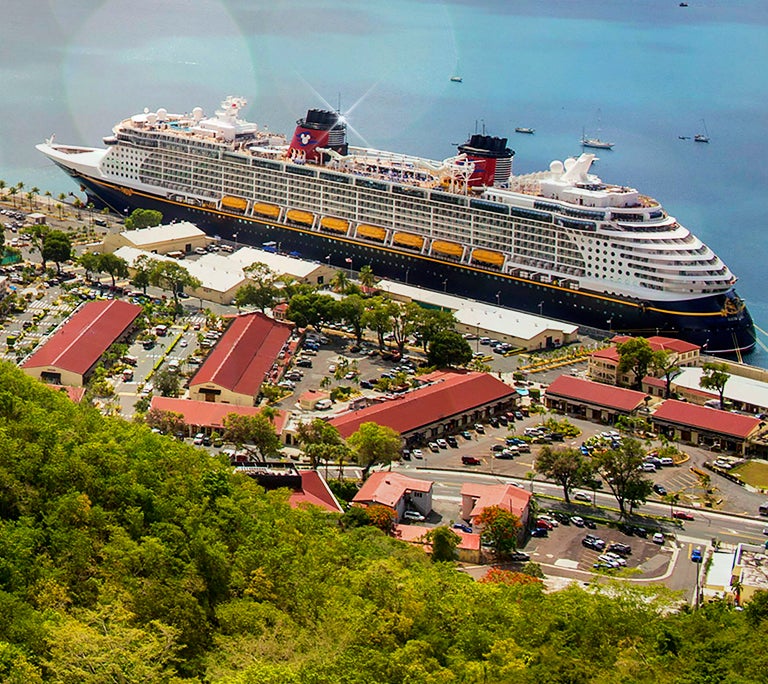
[694,119,710,143]
[580,110,614,149]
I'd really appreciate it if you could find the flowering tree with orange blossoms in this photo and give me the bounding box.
[366,505,397,535]
[476,505,521,557]
[479,567,544,586]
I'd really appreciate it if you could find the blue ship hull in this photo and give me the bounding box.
[73,174,756,356]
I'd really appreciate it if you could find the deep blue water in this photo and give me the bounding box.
[1,0,767,363]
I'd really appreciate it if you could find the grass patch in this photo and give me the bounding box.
[731,460,768,488]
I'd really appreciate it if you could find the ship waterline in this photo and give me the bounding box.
[37,97,755,355]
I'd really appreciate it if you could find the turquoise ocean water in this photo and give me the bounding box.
[1,0,767,363]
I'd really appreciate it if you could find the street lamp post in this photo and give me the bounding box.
[233,232,238,249]
[348,257,353,277]
[442,278,448,292]
[607,317,613,333]
[325,254,331,265]
[495,290,501,306]
[405,267,410,284]
[538,301,544,316]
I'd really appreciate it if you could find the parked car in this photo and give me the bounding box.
[509,552,530,562]
[653,484,668,496]
[673,511,695,521]
[461,455,482,466]
[452,522,473,533]
[530,528,548,538]
[535,519,554,530]
[436,438,448,449]
[462,430,473,440]
[428,442,440,453]
[660,457,675,467]
[474,423,485,434]
[193,432,205,445]
[582,536,605,551]
[691,547,703,563]
[608,542,632,556]
[446,436,458,448]
[652,532,665,544]
[570,516,585,527]
[403,510,426,522]
[412,449,423,459]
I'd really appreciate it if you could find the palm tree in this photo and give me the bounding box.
[730,577,743,606]
[330,269,350,294]
[44,190,52,211]
[30,186,40,210]
[8,186,17,207]
[359,264,377,290]
[57,193,67,219]
[0,179,5,198]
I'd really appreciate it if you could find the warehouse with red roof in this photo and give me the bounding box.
[21,300,142,386]
[329,370,516,445]
[545,375,649,423]
[651,399,763,455]
[189,312,293,406]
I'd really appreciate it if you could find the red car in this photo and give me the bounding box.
[673,511,695,521]
[461,456,482,466]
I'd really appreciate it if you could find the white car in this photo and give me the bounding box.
[179,339,188,347]
[652,532,665,544]
[604,552,627,566]
[574,492,591,502]
[193,432,205,445]
[403,510,426,522]
[436,438,448,449]
[412,449,423,459]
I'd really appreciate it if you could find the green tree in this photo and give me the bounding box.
[223,412,280,461]
[413,307,456,352]
[361,295,394,349]
[144,408,186,435]
[124,208,162,230]
[42,230,73,274]
[78,252,101,281]
[700,361,731,409]
[337,294,366,344]
[96,252,129,288]
[347,421,402,480]
[427,329,473,367]
[237,262,279,312]
[295,418,350,469]
[359,264,377,290]
[425,526,461,562]
[651,349,680,399]
[617,337,655,390]
[153,368,182,398]
[21,223,50,269]
[130,254,154,294]
[476,505,521,557]
[286,292,338,329]
[148,260,202,314]
[592,437,653,518]
[535,446,592,504]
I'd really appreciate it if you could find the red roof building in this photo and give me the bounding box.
[545,374,649,423]
[651,399,763,454]
[395,524,482,563]
[149,396,288,437]
[460,482,532,529]
[236,464,343,513]
[22,300,142,386]
[189,312,293,406]
[330,370,516,444]
[589,335,700,387]
[352,471,433,521]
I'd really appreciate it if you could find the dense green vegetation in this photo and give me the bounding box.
[2,362,768,682]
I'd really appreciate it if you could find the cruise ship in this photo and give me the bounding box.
[37,97,755,355]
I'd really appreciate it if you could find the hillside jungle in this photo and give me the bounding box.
[0,362,767,683]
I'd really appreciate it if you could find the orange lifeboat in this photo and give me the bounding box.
[221,195,247,211]
[356,224,387,242]
[471,248,505,267]
[431,240,464,258]
[320,217,350,234]
[286,209,315,226]
[392,232,425,250]
[252,202,280,218]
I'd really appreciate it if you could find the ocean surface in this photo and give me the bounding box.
[1,0,767,365]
